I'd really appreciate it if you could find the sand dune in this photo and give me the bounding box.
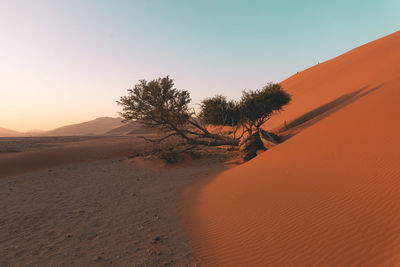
[0,136,149,179]
[182,31,400,266]
[105,121,153,136]
[0,117,125,137]
[43,117,124,136]
[0,127,22,137]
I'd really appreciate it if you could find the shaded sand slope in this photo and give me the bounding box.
[0,136,149,179]
[43,117,123,136]
[183,31,400,266]
[0,127,22,137]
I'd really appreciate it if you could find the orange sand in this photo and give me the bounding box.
[0,136,148,179]
[183,31,400,266]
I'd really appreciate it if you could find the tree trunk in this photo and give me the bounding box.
[240,132,266,161]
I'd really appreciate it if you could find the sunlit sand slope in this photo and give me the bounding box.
[184,31,400,266]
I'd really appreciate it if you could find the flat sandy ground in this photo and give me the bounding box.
[0,136,232,266]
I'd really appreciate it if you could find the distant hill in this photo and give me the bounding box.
[105,121,153,136]
[0,117,152,137]
[0,127,22,137]
[24,130,46,137]
[43,117,124,136]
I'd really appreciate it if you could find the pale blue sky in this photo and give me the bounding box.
[1,0,399,131]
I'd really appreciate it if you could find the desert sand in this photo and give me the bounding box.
[2,30,399,266]
[0,136,151,179]
[182,31,400,266]
[0,117,125,137]
[0,136,234,266]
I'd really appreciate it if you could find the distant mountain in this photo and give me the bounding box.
[43,117,124,136]
[0,127,22,137]
[0,117,147,137]
[24,129,46,137]
[105,121,152,136]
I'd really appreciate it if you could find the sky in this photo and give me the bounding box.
[1,0,399,132]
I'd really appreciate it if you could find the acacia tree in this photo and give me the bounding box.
[199,95,240,126]
[237,83,291,134]
[118,76,291,160]
[118,76,237,151]
[199,83,291,160]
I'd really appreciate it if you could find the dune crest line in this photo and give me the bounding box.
[182,31,400,266]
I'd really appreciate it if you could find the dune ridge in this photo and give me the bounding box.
[182,30,400,266]
[0,117,124,137]
[0,136,148,179]
[0,127,22,137]
[41,117,124,136]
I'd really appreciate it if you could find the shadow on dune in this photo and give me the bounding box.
[280,84,383,140]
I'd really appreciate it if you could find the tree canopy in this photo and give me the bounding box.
[118,77,191,131]
[200,83,291,134]
[118,76,291,161]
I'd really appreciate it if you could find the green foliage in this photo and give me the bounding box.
[199,95,240,126]
[118,76,191,130]
[239,83,291,129]
[199,83,291,131]
[118,76,291,157]
[118,76,237,148]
